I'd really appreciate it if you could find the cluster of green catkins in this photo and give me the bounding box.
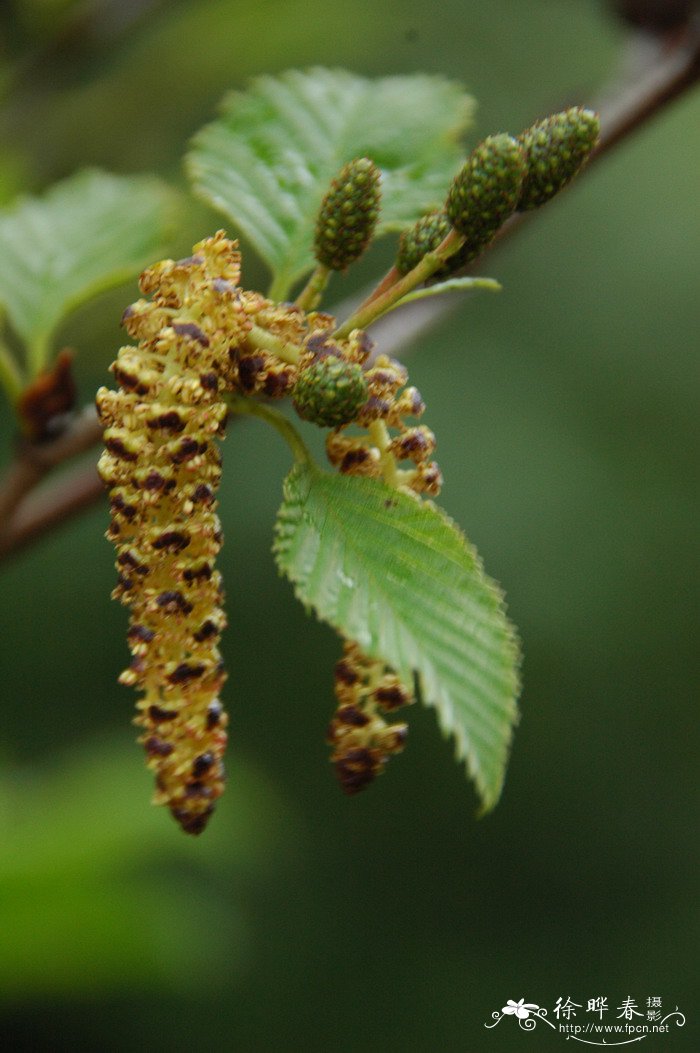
[397,106,599,276]
[98,106,598,831]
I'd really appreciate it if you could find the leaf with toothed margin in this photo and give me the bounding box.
[273,462,520,812]
[187,68,475,299]
[0,169,177,374]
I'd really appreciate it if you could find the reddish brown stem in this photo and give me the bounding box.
[0,407,101,516]
[0,461,103,559]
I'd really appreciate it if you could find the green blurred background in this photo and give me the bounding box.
[0,1,697,1049]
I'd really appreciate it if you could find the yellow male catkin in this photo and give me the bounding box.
[310,337,443,790]
[327,642,412,793]
[96,233,252,834]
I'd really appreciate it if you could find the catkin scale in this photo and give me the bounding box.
[97,233,251,835]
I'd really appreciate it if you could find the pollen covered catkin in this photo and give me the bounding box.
[96,233,252,835]
[317,343,439,790]
[328,641,412,794]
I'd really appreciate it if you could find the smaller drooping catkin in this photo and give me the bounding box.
[327,642,412,794]
[304,331,441,792]
[325,351,441,498]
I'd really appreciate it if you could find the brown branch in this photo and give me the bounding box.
[459,16,700,264]
[368,16,700,355]
[0,459,103,559]
[0,406,102,556]
[590,17,700,157]
[1,19,699,563]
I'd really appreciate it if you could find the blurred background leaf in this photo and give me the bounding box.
[0,734,297,998]
[0,169,177,375]
[0,1,697,1050]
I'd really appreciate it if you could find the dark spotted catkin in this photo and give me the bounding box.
[96,233,252,834]
[327,642,412,794]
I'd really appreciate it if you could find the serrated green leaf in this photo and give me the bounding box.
[0,169,177,374]
[187,68,475,299]
[274,463,520,811]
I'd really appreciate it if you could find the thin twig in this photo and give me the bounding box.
[0,21,699,563]
[0,460,103,559]
[0,407,101,532]
[593,17,700,158]
[367,17,700,357]
[335,229,464,338]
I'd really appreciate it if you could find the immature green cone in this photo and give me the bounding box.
[293,354,368,428]
[518,107,599,211]
[446,134,526,255]
[396,210,451,275]
[314,157,381,271]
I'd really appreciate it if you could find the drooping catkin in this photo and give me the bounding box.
[327,641,412,794]
[96,233,249,834]
[315,341,440,791]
